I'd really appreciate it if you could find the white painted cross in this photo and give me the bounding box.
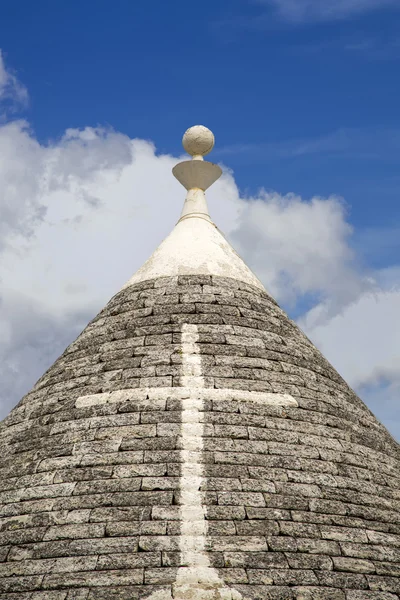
[170,323,243,600]
[76,325,297,599]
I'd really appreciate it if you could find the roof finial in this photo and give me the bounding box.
[173,124,222,223]
[173,124,222,193]
[182,125,215,161]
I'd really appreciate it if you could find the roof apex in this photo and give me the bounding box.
[122,125,264,291]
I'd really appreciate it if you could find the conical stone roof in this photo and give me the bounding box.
[0,125,399,600]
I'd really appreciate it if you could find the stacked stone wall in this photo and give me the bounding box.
[0,276,399,599]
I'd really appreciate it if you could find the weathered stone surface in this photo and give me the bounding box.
[0,275,398,599]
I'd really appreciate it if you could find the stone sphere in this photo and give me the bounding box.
[182,125,215,158]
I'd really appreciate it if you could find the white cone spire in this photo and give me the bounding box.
[122,125,264,290]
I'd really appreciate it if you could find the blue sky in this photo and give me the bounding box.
[2,0,400,203]
[0,0,399,438]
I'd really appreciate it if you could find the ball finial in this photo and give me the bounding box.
[182,125,215,160]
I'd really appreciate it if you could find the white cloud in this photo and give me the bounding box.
[299,268,400,439]
[0,121,46,249]
[263,0,397,22]
[0,50,28,110]
[301,287,400,389]
[230,190,366,310]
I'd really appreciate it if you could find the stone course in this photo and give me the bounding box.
[0,275,399,599]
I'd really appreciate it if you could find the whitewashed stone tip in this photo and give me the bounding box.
[183,125,215,160]
[123,123,264,290]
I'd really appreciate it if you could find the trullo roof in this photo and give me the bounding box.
[0,125,399,600]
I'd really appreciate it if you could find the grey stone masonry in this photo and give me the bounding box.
[0,275,399,599]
